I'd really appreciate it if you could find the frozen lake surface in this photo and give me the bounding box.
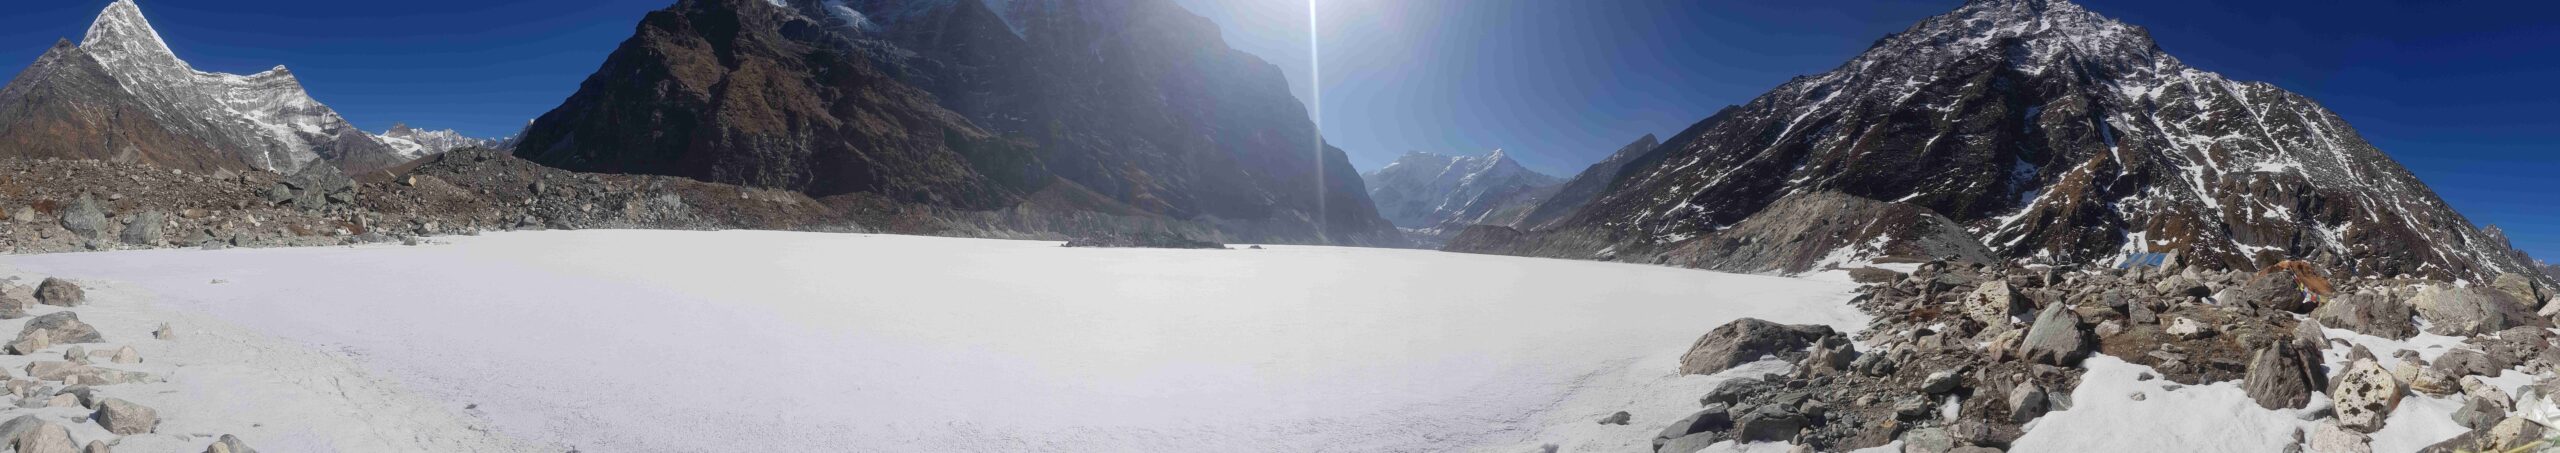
[14,230,1867,452]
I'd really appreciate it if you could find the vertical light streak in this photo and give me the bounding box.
[1310,0,1326,236]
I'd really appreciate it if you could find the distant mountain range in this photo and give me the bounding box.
[0,1,414,174]
[1453,0,2548,283]
[374,124,506,161]
[1361,150,1559,244]
[511,0,1403,246]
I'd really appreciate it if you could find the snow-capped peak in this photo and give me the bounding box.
[81,0,185,72]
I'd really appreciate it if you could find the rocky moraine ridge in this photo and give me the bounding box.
[1642,258,2560,452]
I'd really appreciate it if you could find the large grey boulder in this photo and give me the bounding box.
[2492,274,2545,309]
[2222,271,2310,313]
[204,434,260,453]
[33,278,83,307]
[1653,406,1733,451]
[2307,422,2372,453]
[57,195,106,241]
[1730,405,1806,443]
[1678,319,1836,375]
[2020,306,2088,366]
[16,313,102,346]
[2410,286,2543,337]
[2242,340,2327,410]
[2332,359,2403,433]
[118,210,165,246]
[1965,281,2027,325]
[12,421,74,453]
[90,398,157,435]
[2312,293,2417,340]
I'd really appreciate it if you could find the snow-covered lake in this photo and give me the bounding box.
[11,230,1866,452]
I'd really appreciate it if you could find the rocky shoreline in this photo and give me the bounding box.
[1650,260,2560,452]
[0,148,1355,255]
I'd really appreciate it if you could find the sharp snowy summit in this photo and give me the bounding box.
[1455,0,2548,285]
[0,0,408,174]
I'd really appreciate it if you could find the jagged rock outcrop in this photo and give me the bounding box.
[0,1,409,174]
[1455,0,2546,284]
[516,0,1402,246]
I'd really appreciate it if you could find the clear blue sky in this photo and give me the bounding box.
[0,0,2551,261]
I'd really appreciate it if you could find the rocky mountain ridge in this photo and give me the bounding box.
[1452,0,2546,285]
[0,0,410,175]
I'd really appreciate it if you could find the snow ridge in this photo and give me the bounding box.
[72,0,400,173]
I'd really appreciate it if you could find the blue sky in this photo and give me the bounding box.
[0,0,2551,260]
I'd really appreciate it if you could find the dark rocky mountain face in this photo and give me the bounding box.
[807,0,1402,245]
[1361,150,1560,229]
[1515,134,1661,231]
[1458,0,2544,282]
[514,0,1040,210]
[0,1,408,175]
[518,0,1402,246]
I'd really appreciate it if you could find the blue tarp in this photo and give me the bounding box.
[2118,252,2170,269]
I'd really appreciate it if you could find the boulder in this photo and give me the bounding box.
[2156,273,2213,299]
[2433,349,2504,379]
[2454,397,2507,429]
[2331,359,2403,433]
[1731,405,1806,442]
[2243,340,2327,410]
[2307,422,2371,453]
[2493,273,2546,309]
[117,210,165,246]
[82,440,105,453]
[1599,411,1631,425]
[2021,307,2089,366]
[1965,281,2027,324]
[110,347,137,365]
[1678,319,1836,375]
[0,295,26,320]
[2223,271,2311,313]
[2312,293,2417,340]
[2008,382,2049,423]
[2410,286,2543,337]
[14,313,103,347]
[33,278,84,307]
[12,421,74,453]
[1898,427,1955,453]
[2293,320,2329,352]
[1654,406,1734,450]
[1657,433,1720,453]
[203,435,256,453]
[58,195,107,241]
[2166,317,2212,340]
[0,415,43,448]
[90,398,157,435]
[1923,369,1964,394]
[1703,379,1774,406]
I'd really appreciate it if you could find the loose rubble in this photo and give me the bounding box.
[1643,257,2560,452]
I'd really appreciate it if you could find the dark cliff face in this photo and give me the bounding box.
[810,0,1403,246]
[514,0,1040,210]
[1472,0,2541,281]
[518,0,1400,245]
